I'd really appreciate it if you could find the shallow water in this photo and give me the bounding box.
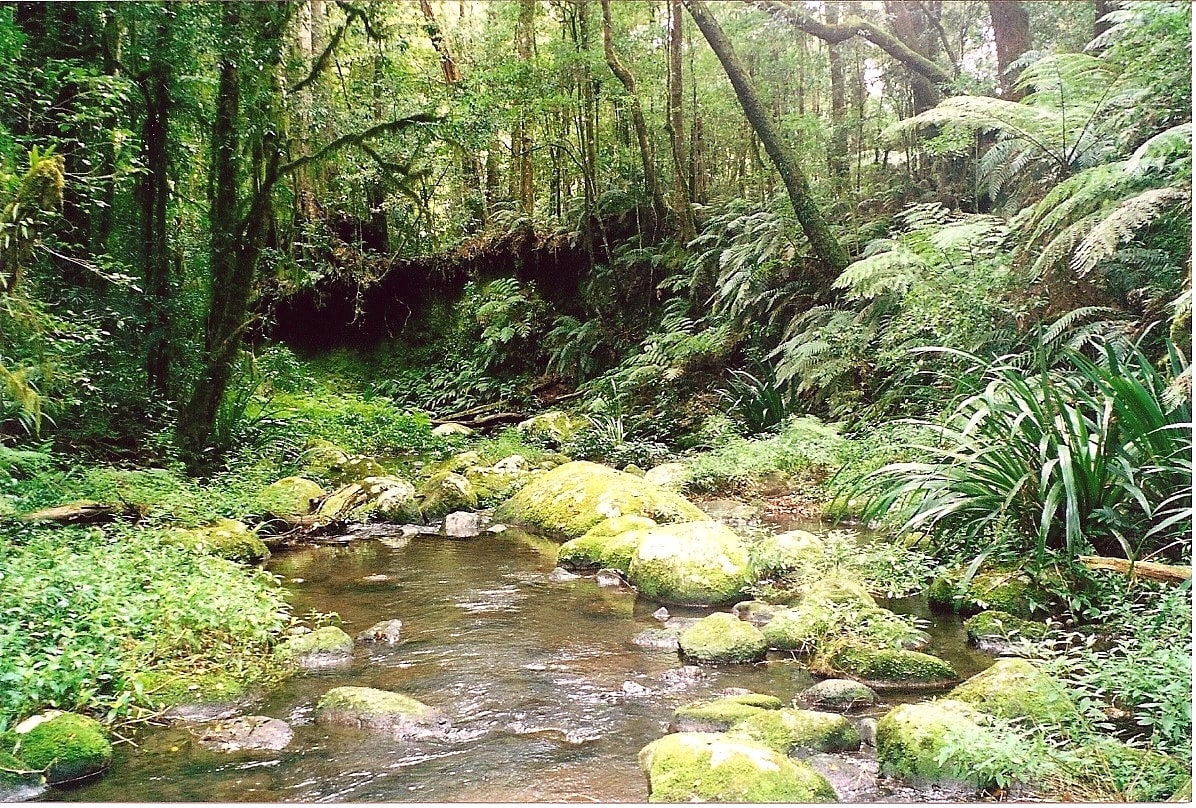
[51,523,991,803]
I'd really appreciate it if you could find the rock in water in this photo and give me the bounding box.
[444,511,483,538]
[595,568,629,588]
[798,679,878,711]
[276,626,354,669]
[356,619,403,644]
[315,687,450,739]
[627,521,754,606]
[678,613,768,664]
[13,712,112,784]
[194,716,293,752]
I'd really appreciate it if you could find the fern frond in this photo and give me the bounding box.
[833,246,926,301]
[1072,186,1190,276]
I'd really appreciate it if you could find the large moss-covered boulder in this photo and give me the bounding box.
[315,687,449,739]
[811,645,957,690]
[963,609,1048,653]
[556,515,657,573]
[731,708,862,756]
[417,471,478,518]
[928,564,1054,618]
[751,529,825,576]
[678,612,768,664]
[638,732,837,803]
[949,657,1077,727]
[257,476,325,520]
[169,519,269,564]
[14,712,112,784]
[494,461,706,540]
[798,679,878,711]
[276,626,354,669]
[627,521,754,606]
[671,694,783,733]
[363,476,419,522]
[876,700,1003,788]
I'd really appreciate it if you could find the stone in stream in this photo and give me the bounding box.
[167,518,269,564]
[594,568,629,588]
[432,422,473,437]
[193,716,293,752]
[677,612,768,664]
[948,657,1077,726]
[731,599,780,627]
[638,732,837,803]
[443,511,482,538]
[548,566,581,582]
[927,562,1059,618]
[797,678,879,712]
[651,606,670,622]
[626,521,755,606]
[355,619,403,645]
[875,699,1003,789]
[810,645,957,691]
[670,693,783,732]
[963,609,1049,654]
[315,686,450,739]
[127,671,252,722]
[556,515,657,574]
[10,712,112,785]
[256,476,325,520]
[417,472,478,519]
[730,707,862,756]
[275,626,354,670]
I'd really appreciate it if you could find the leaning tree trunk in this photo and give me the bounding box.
[684,0,849,280]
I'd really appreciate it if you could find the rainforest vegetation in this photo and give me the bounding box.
[0,0,1190,802]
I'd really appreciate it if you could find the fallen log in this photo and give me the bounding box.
[21,501,136,525]
[1078,555,1191,584]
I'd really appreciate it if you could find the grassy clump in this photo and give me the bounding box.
[0,522,290,731]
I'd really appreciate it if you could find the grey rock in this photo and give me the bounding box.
[444,511,483,538]
[548,566,581,582]
[858,717,878,748]
[652,606,671,622]
[595,568,629,588]
[194,716,293,752]
[798,678,879,711]
[356,619,403,644]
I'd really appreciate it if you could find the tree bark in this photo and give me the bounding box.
[667,0,696,243]
[883,1,941,113]
[684,0,849,279]
[599,0,667,231]
[825,1,849,190]
[988,1,1031,100]
[418,0,462,84]
[513,0,535,213]
[1093,0,1116,40]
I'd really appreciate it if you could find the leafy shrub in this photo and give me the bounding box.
[751,529,939,599]
[270,392,438,458]
[682,416,847,495]
[718,362,786,435]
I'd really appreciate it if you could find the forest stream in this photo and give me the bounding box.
[51,517,995,804]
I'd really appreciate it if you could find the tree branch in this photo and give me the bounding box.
[290,6,364,95]
[751,0,953,86]
[277,113,440,179]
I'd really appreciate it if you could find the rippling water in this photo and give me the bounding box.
[52,525,989,803]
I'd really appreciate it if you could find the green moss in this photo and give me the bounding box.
[798,679,878,711]
[812,644,957,688]
[257,476,325,519]
[556,522,651,574]
[875,700,992,787]
[16,713,111,784]
[678,612,768,664]
[0,748,37,788]
[731,707,862,755]
[750,529,825,576]
[518,411,588,445]
[627,521,755,606]
[672,694,783,731]
[963,609,1048,648]
[417,471,478,518]
[169,518,269,563]
[494,461,706,540]
[129,671,248,708]
[276,626,353,660]
[638,732,838,803]
[928,564,1052,618]
[316,686,431,715]
[762,600,925,654]
[949,658,1079,727]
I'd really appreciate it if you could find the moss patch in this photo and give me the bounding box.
[15,713,111,784]
[627,521,754,606]
[169,519,269,564]
[812,644,957,689]
[556,515,656,573]
[949,657,1079,727]
[257,476,325,519]
[928,564,1054,618]
[494,461,706,540]
[417,471,477,518]
[730,707,862,755]
[671,694,783,732]
[876,700,994,788]
[963,609,1048,651]
[130,671,249,709]
[276,626,353,663]
[638,732,838,803]
[678,613,768,664]
[798,679,878,711]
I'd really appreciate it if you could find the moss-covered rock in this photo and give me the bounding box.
[643,462,687,490]
[732,600,781,627]
[494,461,706,540]
[730,708,862,755]
[129,671,249,712]
[751,529,825,576]
[927,564,1053,618]
[14,713,112,784]
[761,599,926,654]
[811,644,957,690]
[555,515,657,573]
[362,476,419,522]
[315,686,450,738]
[257,476,325,520]
[638,732,838,803]
[963,609,1048,653]
[417,471,478,518]
[0,748,40,796]
[627,521,755,606]
[276,626,354,669]
[875,700,996,788]
[949,657,1078,727]
[169,518,269,563]
[518,411,588,445]
[797,679,878,711]
[678,612,768,664]
[670,694,784,732]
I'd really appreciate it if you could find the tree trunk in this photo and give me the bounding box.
[1093,0,1116,39]
[667,0,695,243]
[684,0,849,279]
[513,0,535,213]
[883,1,941,113]
[825,1,849,191]
[599,0,667,232]
[987,1,1031,100]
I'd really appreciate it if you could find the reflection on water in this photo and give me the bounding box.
[53,525,988,803]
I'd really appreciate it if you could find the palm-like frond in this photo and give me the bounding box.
[1072,186,1191,277]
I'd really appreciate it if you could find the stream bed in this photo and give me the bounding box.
[51,522,997,803]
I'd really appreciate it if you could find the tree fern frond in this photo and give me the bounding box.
[1072,186,1191,276]
[1126,122,1192,175]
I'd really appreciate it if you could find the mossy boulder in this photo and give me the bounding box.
[678,612,768,664]
[811,645,957,690]
[129,671,249,713]
[557,519,657,574]
[798,679,878,711]
[298,440,350,477]
[518,411,587,445]
[417,471,478,518]
[762,576,877,608]
[731,708,862,755]
[14,713,112,784]
[276,626,354,669]
[638,732,837,803]
[362,476,419,522]
[462,464,533,507]
[315,686,450,738]
[0,748,40,796]
[876,700,998,788]
[751,529,825,576]
[963,609,1048,653]
[671,694,783,732]
[643,462,687,490]
[170,518,269,564]
[761,599,926,654]
[627,521,754,606]
[494,461,706,540]
[928,564,1053,618]
[949,657,1078,727]
[257,476,325,519]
